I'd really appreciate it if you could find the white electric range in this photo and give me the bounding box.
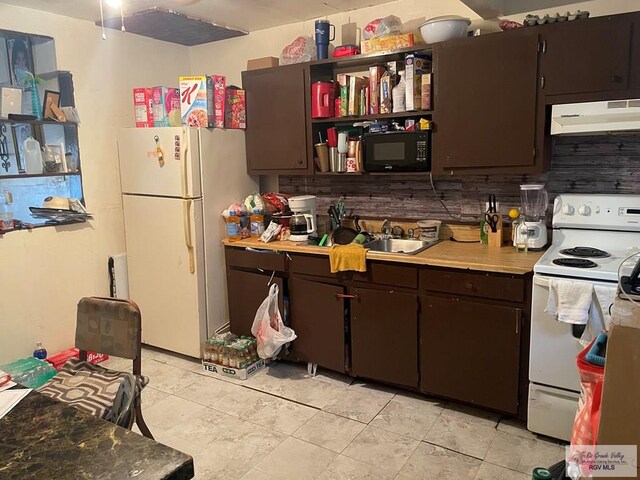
[528,194,640,441]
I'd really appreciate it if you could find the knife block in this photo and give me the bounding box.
[487,216,503,247]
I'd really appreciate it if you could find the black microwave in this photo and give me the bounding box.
[363,131,431,172]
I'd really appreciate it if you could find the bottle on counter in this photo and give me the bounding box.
[33,341,47,360]
[250,209,265,238]
[0,190,14,230]
[226,210,241,241]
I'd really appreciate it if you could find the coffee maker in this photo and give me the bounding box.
[289,195,317,242]
[520,183,549,250]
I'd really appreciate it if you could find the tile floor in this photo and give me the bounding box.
[103,348,565,480]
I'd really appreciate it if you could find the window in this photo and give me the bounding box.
[0,29,84,229]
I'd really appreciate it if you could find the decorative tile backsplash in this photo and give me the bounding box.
[279,134,640,224]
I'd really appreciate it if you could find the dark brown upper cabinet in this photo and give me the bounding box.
[538,14,634,98]
[431,30,541,175]
[242,63,311,175]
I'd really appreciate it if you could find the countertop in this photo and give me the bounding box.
[0,390,194,480]
[223,238,544,275]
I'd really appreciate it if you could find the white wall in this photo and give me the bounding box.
[0,5,190,363]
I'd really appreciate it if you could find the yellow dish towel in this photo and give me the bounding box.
[329,243,368,273]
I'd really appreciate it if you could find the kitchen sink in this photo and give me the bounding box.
[364,238,439,255]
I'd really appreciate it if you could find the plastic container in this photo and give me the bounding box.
[23,137,43,174]
[1,357,56,389]
[0,190,13,229]
[226,210,241,240]
[417,220,441,241]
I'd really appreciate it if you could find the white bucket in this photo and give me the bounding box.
[417,220,441,241]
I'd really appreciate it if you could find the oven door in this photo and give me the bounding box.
[529,274,611,392]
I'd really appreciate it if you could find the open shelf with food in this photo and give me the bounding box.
[311,110,433,124]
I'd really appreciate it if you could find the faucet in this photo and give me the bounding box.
[381,219,392,236]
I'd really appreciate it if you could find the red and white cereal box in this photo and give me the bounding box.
[224,86,246,129]
[210,74,226,128]
[179,76,213,128]
[133,87,154,128]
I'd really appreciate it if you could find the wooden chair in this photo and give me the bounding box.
[41,296,153,439]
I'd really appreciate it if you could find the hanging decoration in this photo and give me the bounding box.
[0,124,9,173]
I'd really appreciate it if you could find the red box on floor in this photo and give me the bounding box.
[47,347,109,370]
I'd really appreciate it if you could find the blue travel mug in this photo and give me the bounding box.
[315,20,335,59]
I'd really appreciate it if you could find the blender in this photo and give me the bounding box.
[520,184,549,250]
[288,195,317,242]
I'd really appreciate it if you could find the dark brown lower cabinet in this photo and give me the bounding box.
[420,294,522,413]
[227,269,283,337]
[289,277,346,373]
[351,287,418,388]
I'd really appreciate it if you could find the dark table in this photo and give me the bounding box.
[0,390,194,479]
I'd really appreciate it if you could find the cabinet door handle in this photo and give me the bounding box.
[515,311,520,335]
[336,294,357,299]
[463,282,475,291]
[540,76,545,89]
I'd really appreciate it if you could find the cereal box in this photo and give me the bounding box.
[152,87,181,127]
[133,87,153,128]
[224,86,246,129]
[405,54,430,111]
[360,33,414,54]
[421,73,432,110]
[180,76,213,128]
[210,75,226,128]
[368,66,386,115]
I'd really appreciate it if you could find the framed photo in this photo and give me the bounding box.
[0,37,11,86]
[6,35,33,87]
[43,90,60,119]
[43,143,65,173]
[11,123,32,172]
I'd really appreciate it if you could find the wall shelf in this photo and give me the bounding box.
[311,45,433,69]
[0,171,81,180]
[312,110,433,124]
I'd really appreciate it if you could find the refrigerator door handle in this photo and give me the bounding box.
[183,199,195,274]
[180,126,190,198]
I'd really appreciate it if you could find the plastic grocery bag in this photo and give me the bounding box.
[279,36,317,65]
[362,15,403,40]
[251,284,297,359]
[566,338,605,479]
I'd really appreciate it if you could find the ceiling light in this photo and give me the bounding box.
[105,0,122,8]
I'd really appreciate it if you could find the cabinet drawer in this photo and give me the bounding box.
[225,247,286,272]
[289,254,335,278]
[420,268,524,303]
[353,263,418,289]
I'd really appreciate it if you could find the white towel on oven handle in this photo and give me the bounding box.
[545,278,593,325]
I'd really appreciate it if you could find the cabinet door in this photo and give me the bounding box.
[432,32,539,172]
[242,64,309,174]
[289,277,346,373]
[420,295,521,413]
[540,15,633,96]
[351,288,418,388]
[227,269,283,337]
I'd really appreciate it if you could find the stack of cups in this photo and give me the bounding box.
[335,131,348,172]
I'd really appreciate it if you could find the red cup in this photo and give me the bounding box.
[327,127,338,148]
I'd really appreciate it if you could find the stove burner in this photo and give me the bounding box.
[553,258,599,268]
[559,247,610,258]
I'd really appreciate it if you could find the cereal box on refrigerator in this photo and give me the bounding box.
[210,75,226,128]
[224,86,246,129]
[179,76,214,128]
[152,87,181,127]
[133,87,153,128]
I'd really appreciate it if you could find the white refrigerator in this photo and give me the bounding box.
[117,127,258,357]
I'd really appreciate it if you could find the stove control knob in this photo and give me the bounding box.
[562,204,575,215]
[578,205,591,216]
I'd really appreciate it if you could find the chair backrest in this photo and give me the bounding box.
[75,297,142,362]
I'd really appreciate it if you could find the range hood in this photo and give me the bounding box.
[551,99,640,135]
